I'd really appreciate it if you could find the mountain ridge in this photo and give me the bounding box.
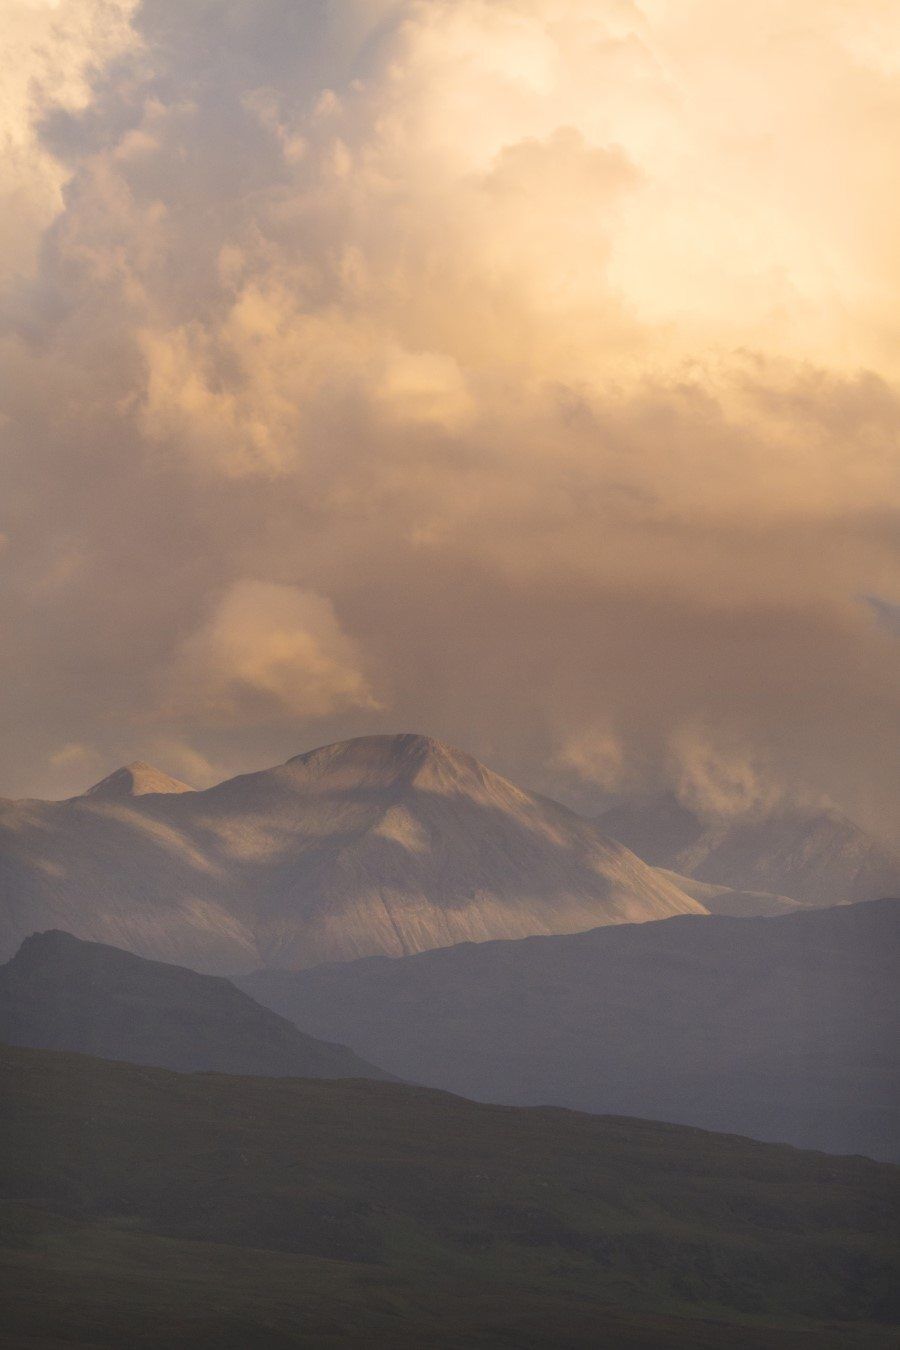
[0,734,704,973]
[243,897,900,1160]
[0,927,390,1081]
[598,791,900,905]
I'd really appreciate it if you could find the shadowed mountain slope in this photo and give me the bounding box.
[1,1042,897,1348]
[598,792,900,905]
[0,929,389,1080]
[245,898,900,1160]
[0,734,703,973]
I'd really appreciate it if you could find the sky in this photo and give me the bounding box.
[1,0,898,841]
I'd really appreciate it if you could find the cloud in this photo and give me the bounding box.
[665,723,791,822]
[0,0,897,843]
[0,0,139,281]
[554,725,628,793]
[164,582,380,724]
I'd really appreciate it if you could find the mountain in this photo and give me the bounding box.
[244,898,900,1160]
[655,869,807,917]
[84,761,195,798]
[2,1043,897,1349]
[0,929,389,1081]
[598,792,900,905]
[0,734,704,973]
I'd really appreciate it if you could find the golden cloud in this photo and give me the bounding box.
[0,0,896,842]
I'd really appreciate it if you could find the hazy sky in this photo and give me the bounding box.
[1,0,898,839]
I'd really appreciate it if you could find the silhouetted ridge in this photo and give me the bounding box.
[0,929,391,1081]
[244,898,900,1161]
[6,929,84,968]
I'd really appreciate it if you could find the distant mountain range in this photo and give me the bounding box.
[652,869,807,917]
[244,898,900,1160]
[0,929,388,1081]
[0,734,705,973]
[2,1042,897,1348]
[2,735,893,977]
[597,792,900,905]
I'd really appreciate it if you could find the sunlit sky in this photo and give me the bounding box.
[1,0,898,840]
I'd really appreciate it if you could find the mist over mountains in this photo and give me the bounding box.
[3,729,897,1161]
[3,732,895,978]
[598,792,900,906]
[3,1,898,1344]
[0,735,705,973]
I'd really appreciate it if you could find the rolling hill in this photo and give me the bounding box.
[0,734,704,973]
[0,928,389,1080]
[244,898,900,1160]
[1,1042,897,1348]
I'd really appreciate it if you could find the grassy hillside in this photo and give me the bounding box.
[1,1043,898,1348]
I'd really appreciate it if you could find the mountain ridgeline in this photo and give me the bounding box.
[0,735,706,973]
[244,898,900,1160]
[597,792,900,905]
[0,929,389,1081]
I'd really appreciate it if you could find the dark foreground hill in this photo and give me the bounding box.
[245,899,900,1160]
[0,929,389,1080]
[1,1044,898,1349]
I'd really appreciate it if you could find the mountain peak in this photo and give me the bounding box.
[0,930,392,1081]
[283,733,487,791]
[84,761,195,799]
[8,928,136,977]
[9,929,82,964]
[3,734,704,975]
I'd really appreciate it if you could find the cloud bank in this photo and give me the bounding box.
[0,0,898,841]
